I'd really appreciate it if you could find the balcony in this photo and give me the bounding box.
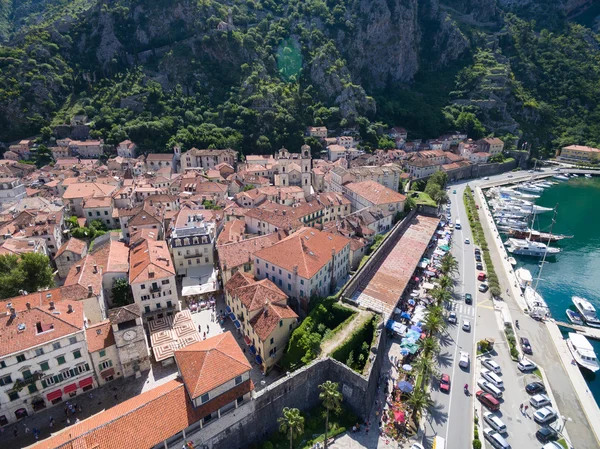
[150,284,161,293]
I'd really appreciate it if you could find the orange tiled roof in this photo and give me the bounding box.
[85,320,116,353]
[62,183,116,200]
[249,302,298,342]
[345,180,406,205]
[216,219,245,245]
[91,240,129,274]
[0,301,84,357]
[174,332,251,399]
[31,378,253,449]
[225,271,288,312]
[129,239,175,284]
[64,254,102,297]
[218,232,284,271]
[55,237,87,258]
[254,227,350,279]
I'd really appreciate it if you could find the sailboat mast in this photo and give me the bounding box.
[534,204,558,291]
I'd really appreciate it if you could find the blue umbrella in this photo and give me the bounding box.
[400,312,411,320]
[407,299,416,306]
[397,381,414,393]
[400,348,410,356]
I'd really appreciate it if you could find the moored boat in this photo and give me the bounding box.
[515,267,533,289]
[553,174,569,181]
[566,309,584,326]
[524,285,549,319]
[508,257,517,266]
[507,238,561,257]
[572,296,600,328]
[507,228,573,243]
[567,333,599,373]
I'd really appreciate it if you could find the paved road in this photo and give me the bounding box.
[426,187,477,449]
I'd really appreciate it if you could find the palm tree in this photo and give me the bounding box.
[278,407,305,449]
[438,275,453,291]
[413,352,436,384]
[430,287,452,307]
[419,336,440,358]
[441,253,459,275]
[319,381,343,448]
[423,310,445,336]
[406,388,434,424]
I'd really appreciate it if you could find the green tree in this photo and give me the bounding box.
[422,308,445,336]
[319,381,343,449]
[89,219,108,232]
[278,407,304,449]
[112,277,133,307]
[406,388,434,423]
[0,253,54,299]
[65,216,80,229]
[243,184,256,192]
[438,275,453,291]
[34,144,53,168]
[440,253,459,275]
[419,336,440,358]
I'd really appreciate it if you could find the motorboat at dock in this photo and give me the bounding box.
[567,333,599,373]
[566,309,584,325]
[515,267,533,289]
[524,285,549,319]
[572,296,600,328]
[506,238,561,257]
[553,174,570,181]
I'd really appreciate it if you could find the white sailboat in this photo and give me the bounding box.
[515,267,533,289]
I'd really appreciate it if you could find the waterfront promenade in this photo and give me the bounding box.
[473,181,600,449]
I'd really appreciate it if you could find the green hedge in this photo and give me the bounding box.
[330,314,379,373]
[281,297,356,370]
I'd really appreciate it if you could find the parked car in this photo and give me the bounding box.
[484,177,489,180]
[462,320,471,332]
[477,378,503,399]
[536,426,558,443]
[518,358,537,372]
[526,381,545,395]
[478,272,487,281]
[453,190,457,194]
[440,374,451,393]
[479,283,489,293]
[475,254,482,262]
[476,263,484,271]
[448,312,457,324]
[481,368,504,389]
[483,412,507,434]
[542,442,563,449]
[483,427,511,449]
[465,238,470,244]
[530,394,551,409]
[476,391,500,411]
[459,351,470,368]
[465,293,473,304]
[481,358,502,374]
[507,174,513,178]
[520,337,533,354]
[533,406,558,424]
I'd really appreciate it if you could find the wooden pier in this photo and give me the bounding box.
[553,320,600,341]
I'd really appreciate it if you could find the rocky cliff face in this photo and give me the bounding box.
[335,0,469,90]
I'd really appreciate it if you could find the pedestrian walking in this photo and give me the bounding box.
[207,324,210,333]
[13,427,18,437]
[519,403,523,412]
[524,405,529,414]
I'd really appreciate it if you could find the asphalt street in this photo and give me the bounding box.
[426,168,574,449]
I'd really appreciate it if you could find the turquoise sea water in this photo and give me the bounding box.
[508,176,600,406]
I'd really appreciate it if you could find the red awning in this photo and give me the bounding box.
[46,390,62,401]
[79,377,93,388]
[244,336,251,345]
[101,368,115,379]
[63,383,77,394]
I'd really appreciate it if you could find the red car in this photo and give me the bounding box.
[440,374,451,393]
[477,272,487,281]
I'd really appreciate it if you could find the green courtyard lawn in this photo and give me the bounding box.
[408,191,437,207]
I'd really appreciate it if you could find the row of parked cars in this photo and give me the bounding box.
[476,355,562,448]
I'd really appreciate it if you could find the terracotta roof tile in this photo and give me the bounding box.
[91,240,129,274]
[85,320,116,353]
[225,272,288,312]
[108,304,141,324]
[129,240,175,284]
[62,183,116,200]
[64,254,103,297]
[249,302,298,342]
[254,227,350,279]
[217,232,284,271]
[216,219,245,245]
[55,238,87,258]
[345,180,406,205]
[174,332,251,399]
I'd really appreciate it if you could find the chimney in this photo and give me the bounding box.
[93,264,98,274]
[26,302,31,310]
[68,304,74,313]
[75,265,81,273]
[9,307,16,319]
[87,285,93,295]
[49,301,55,310]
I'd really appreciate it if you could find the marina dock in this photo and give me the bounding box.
[553,320,600,341]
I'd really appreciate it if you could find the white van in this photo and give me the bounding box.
[483,428,511,449]
[483,412,507,434]
[481,358,502,374]
[481,368,504,389]
[477,378,503,399]
[455,219,462,230]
